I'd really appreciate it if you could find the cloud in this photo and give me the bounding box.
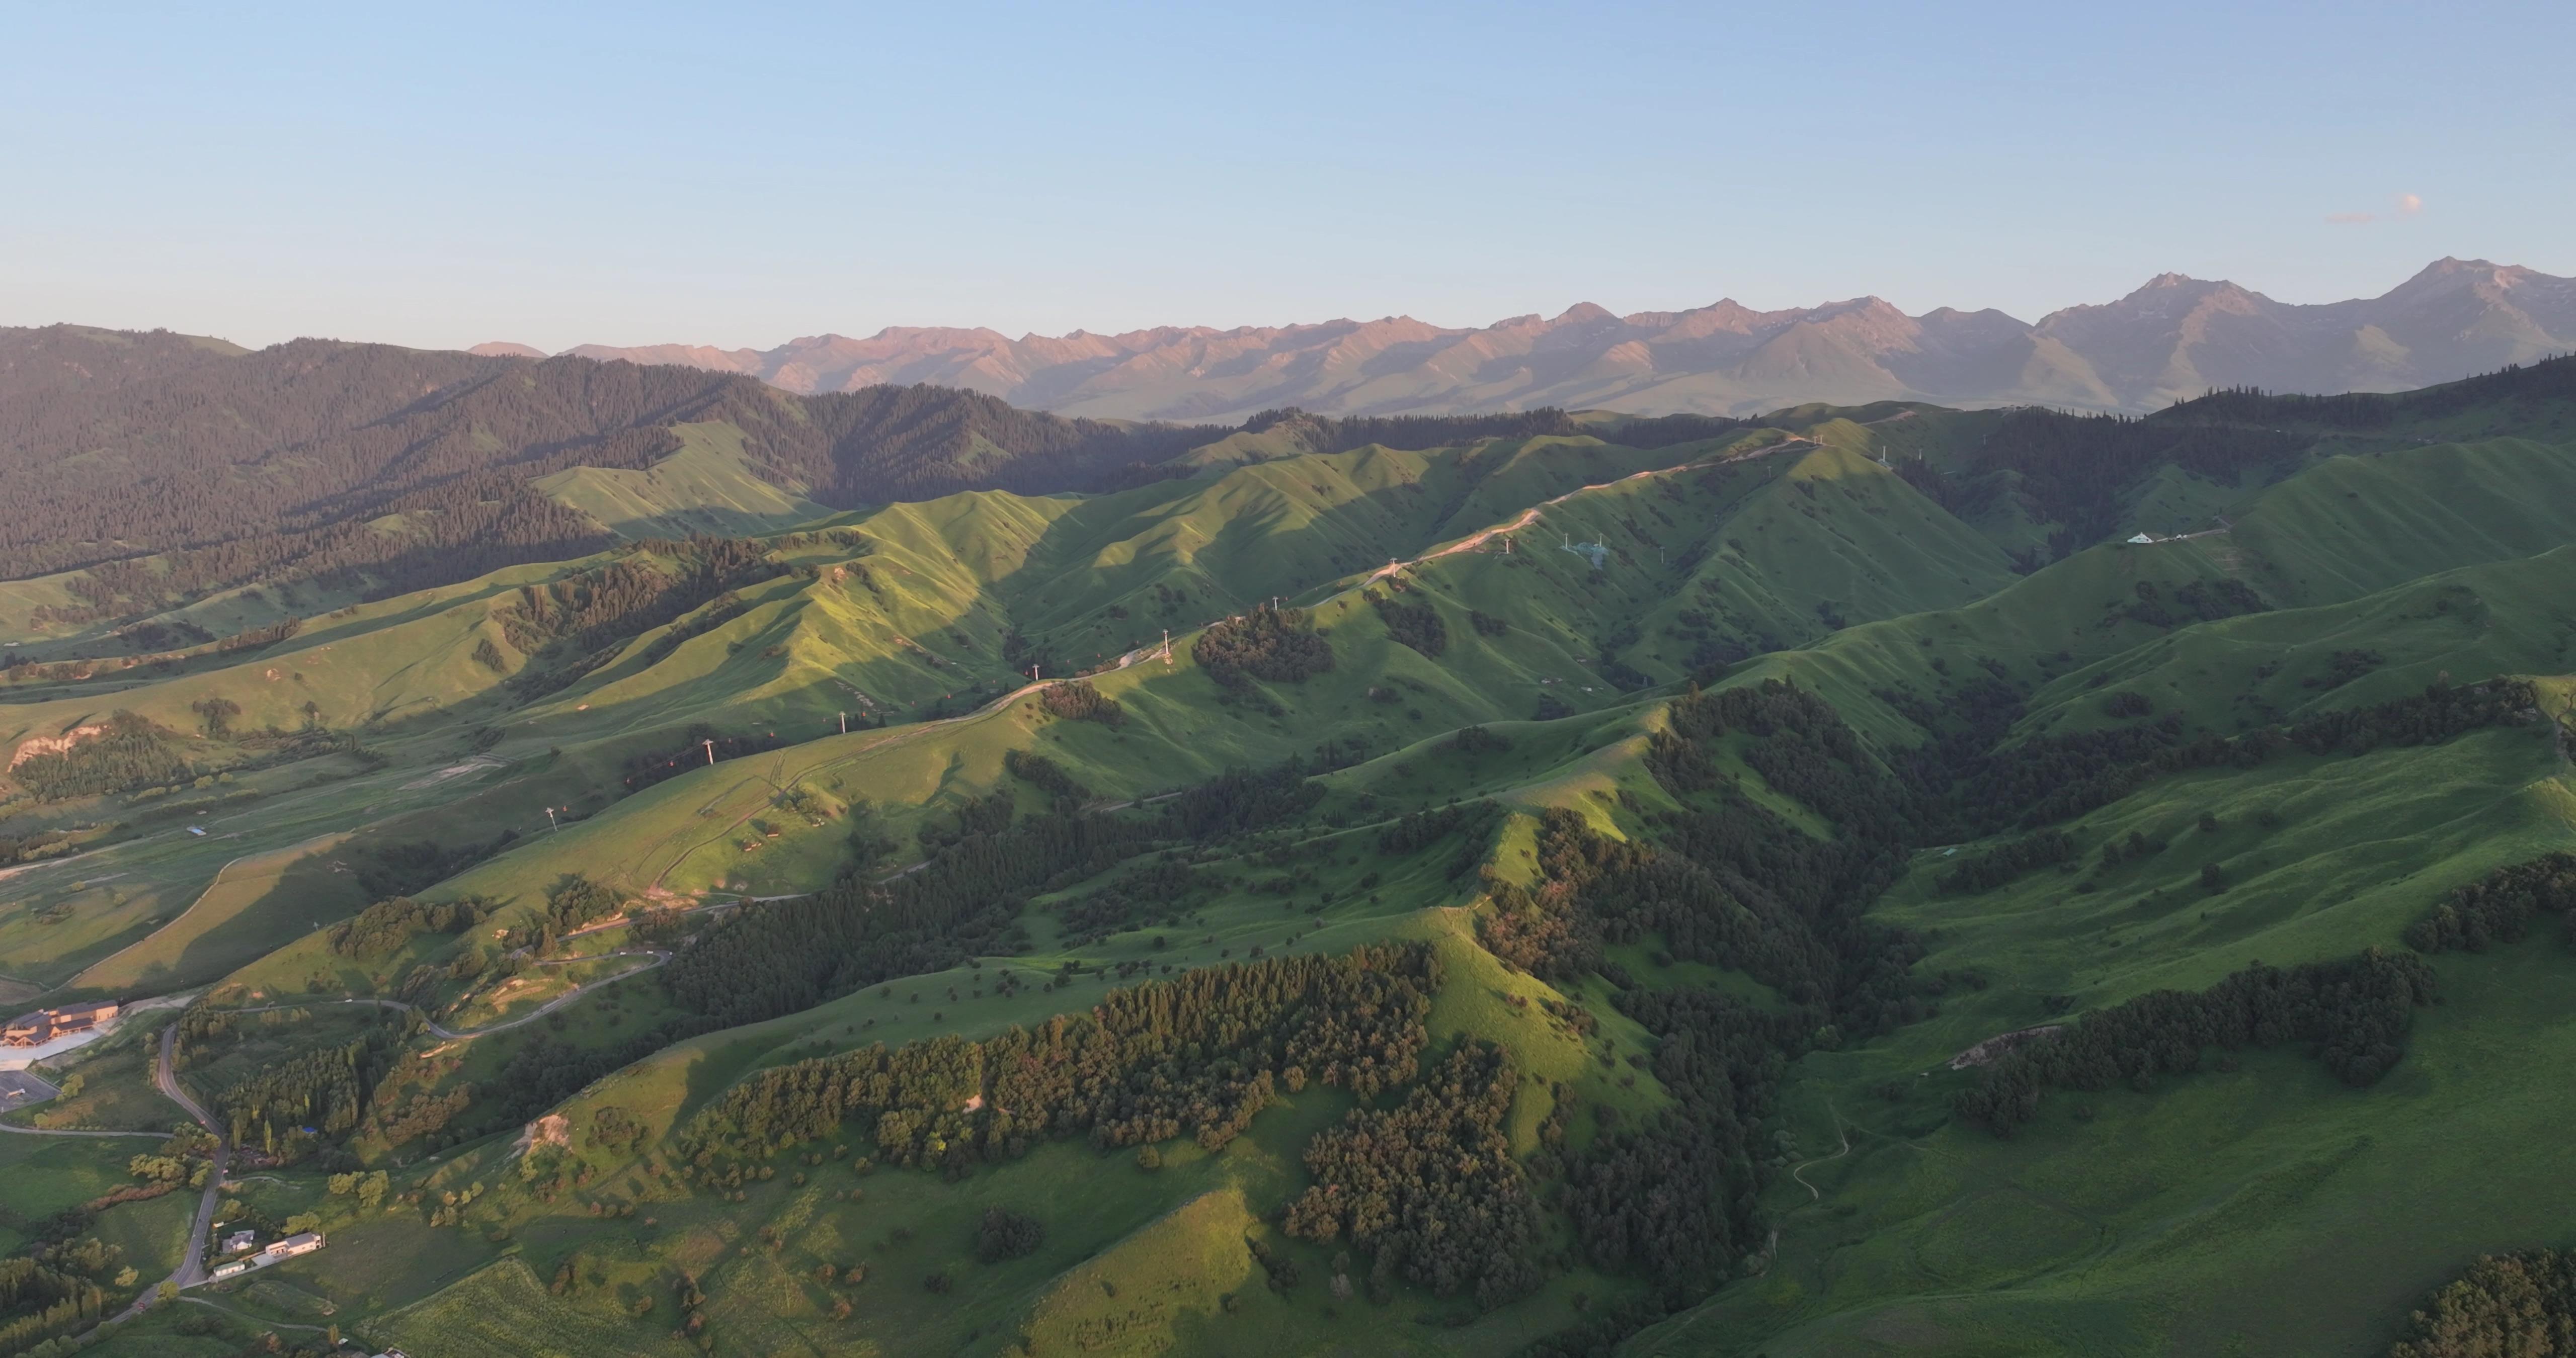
[2325,193,2425,225]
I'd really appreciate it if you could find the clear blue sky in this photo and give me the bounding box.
[6,1,2568,352]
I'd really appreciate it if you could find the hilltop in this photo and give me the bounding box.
[0,356,2572,1357]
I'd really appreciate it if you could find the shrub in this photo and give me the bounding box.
[975,1208,1044,1263]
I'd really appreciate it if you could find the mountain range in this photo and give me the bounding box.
[485,257,2576,420]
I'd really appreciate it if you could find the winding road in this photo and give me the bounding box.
[1787,1105,1852,1204]
[220,948,670,1041]
[153,1023,228,1292]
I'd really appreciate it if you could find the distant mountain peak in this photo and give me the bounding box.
[555,259,2570,419]
[468,341,546,359]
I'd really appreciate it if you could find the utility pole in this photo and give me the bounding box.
[838,712,847,735]
[1161,629,1172,663]
[702,739,715,766]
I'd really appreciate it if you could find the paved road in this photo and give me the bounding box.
[79,1021,234,1335]
[154,1023,228,1292]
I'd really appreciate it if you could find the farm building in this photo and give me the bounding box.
[257,1231,324,1262]
[2,1001,120,1047]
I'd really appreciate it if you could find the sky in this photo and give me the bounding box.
[4,1,2569,353]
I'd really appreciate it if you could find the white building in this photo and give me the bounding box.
[255,1231,324,1262]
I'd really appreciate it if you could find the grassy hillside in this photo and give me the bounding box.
[10,364,2576,1358]
[537,421,835,539]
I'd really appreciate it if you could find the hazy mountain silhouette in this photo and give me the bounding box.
[526,259,2574,418]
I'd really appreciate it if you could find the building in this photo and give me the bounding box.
[1,1001,120,1048]
[256,1232,323,1262]
[222,1229,257,1254]
[211,1260,248,1280]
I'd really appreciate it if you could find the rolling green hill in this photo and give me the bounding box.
[13,357,2576,1358]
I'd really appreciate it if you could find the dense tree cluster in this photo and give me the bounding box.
[664,805,1152,1026]
[1283,1041,1542,1310]
[619,725,785,792]
[2101,690,2154,718]
[0,1255,113,1357]
[1972,407,2307,553]
[1055,859,1201,944]
[2385,1245,2576,1358]
[2283,678,2539,756]
[1598,411,1757,450]
[1376,802,1497,856]
[351,834,514,900]
[1153,758,1331,841]
[1003,749,1088,803]
[328,895,493,960]
[363,1085,474,1150]
[215,1024,408,1157]
[1464,679,1937,1317]
[500,537,780,694]
[1936,829,2076,892]
[1477,867,1601,982]
[1192,608,1335,690]
[7,711,193,801]
[630,591,754,670]
[1239,406,1586,455]
[1566,988,1800,1292]
[668,751,1347,1018]
[1956,948,2438,1136]
[2312,648,2386,690]
[2405,853,2576,953]
[2161,355,2576,431]
[1037,678,1124,726]
[543,874,622,933]
[216,617,303,656]
[1366,588,1447,658]
[1890,677,2542,839]
[486,1032,679,1130]
[2112,577,2270,630]
[1627,683,1926,1030]
[682,944,1436,1172]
